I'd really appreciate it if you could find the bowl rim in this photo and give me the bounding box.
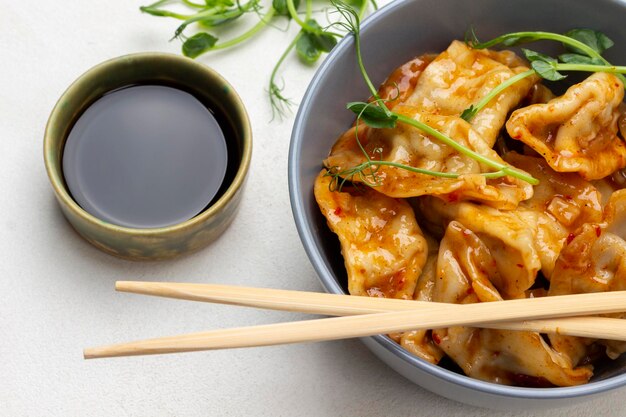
[288,0,626,399]
[44,52,252,236]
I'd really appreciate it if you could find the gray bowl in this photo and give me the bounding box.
[288,0,626,410]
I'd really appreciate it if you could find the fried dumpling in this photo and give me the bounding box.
[419,198,540,298]
[313,170,428,299]
[431,221,593,386]
[549,190,626,361]
[405,40,538,147]
[375,54,437,109]
[325,106,533,210]
[505,153,603,229]
[504,152,603,277]
[396,237,445,364]
[506,72,626,180]
[550,190,626,296]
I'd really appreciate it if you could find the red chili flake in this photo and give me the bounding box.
[565,195,573,200]
[516,264,523,268]
[595,225,602,237]
[432,333,442,345]
[448,192,459,202]
[466,287,474,295]
[566,233,576,245]
[334,207,342,216]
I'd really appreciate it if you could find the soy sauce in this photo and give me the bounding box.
[62,85,229,229]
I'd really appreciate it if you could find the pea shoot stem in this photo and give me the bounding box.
[461,69,535,121]
[269,33,301,119]
[287,0,342,37]
[393,113,538,184]
[182,0,206,7]
[463,62,626,122]
[555,63,626,74]
[140,1,191,20]
[209,7,276,50]
[330,0,538,187]
[472,30,626,85]
[476,31,599,56]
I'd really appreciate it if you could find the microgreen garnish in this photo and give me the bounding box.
[522,49,567,81]
[141,0,375,120]
[346,102,397,128]
[461,28,626,121]
[563,29,614,56]
[466,28,612,60]
[459,69,535,121]
[326,0,538,192]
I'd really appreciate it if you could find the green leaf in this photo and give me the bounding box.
[296,32,322,64]
[522,48,557,64]
[558,53,604,65]
[531,60,567,81]
[306,19,337,52]
[460,105,477,122]
[564,29,614,55]
[295,20,337,64]
[182,32,218,58]
[273,0,300,16]
[312,31,337,53]
[347,102,397,129]
[522,49,566,81]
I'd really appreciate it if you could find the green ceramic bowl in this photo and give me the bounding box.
[44,53,252,260]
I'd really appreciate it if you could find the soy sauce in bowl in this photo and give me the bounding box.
[62,84,228,229]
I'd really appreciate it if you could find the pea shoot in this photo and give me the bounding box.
[326,0,538,192]
[141,0,375,120]
[461,28,626,121]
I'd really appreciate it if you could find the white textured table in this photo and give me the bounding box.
[3,1,626,416]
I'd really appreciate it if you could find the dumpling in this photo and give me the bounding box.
[504,152,603,277]
[405,40,538,147]
[506,72,626,180]
[418,198,540,298]
[376,54,437,109]
[396,236,445,364]
[325,106,533,210]
[524,83,557,106]
[549,190,626,361]
[313,170,428,299]
[431,221,593,387]
[505,153,603,229]
[419,152,605,281]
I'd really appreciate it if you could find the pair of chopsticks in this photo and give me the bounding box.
[83,282,626,359]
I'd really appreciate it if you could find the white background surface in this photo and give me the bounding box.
[2,0,626,416]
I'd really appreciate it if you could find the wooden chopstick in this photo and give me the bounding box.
[83,285,626,359]
[114,281,623,336]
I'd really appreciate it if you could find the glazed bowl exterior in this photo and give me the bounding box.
[44,53,251,260]
[288,0,626,409]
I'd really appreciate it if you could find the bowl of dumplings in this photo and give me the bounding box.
[288,0,626,410]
